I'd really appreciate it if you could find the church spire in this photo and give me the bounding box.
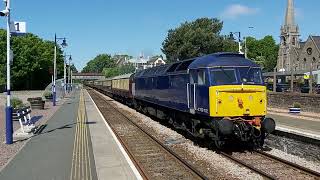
[285,0,295,26]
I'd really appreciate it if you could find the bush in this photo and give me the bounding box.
[293,102,302,108]
[43,91,52,97]
[11,97,24,109]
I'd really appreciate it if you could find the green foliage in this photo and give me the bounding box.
[246,36,279,72]
[293,102,302,108]
[43,91,52,97]
[161,17,238,62]
[70,64,78,73]
[0,29,64,90]
[11,97,23,109]
[103,64,135,78]
[82,54,115,73]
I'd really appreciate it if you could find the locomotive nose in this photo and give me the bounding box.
[261,117,276,133]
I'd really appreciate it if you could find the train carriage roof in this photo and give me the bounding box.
[188,52,260,69]
[111,73,134,80]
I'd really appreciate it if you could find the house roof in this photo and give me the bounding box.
[148,57,163,63]
[300,41,306,49]
[311,36,320,48]
[128,57,149,64]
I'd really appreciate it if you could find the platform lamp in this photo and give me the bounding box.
[63,54,71,93]
[67,55,72,93]
[0,0,12,144]
[53,34,67,106]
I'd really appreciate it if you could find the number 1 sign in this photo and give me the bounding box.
[10,21,26,35]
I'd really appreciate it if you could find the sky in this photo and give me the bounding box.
[1,0,319,71]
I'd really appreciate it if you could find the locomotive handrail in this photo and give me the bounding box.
[193,83,196,109]
[186,83,190,108]
[217,88,265,92]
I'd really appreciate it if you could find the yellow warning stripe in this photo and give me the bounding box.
[70,89,92,180]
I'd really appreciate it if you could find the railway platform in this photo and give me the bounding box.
[267,110,320,140]
[0,89,140,180]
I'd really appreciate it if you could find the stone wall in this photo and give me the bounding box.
[0,91,44,106]
[267,92,320,113]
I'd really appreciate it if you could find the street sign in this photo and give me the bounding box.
[10,21,26,35]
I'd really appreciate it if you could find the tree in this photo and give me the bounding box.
[102,63,135,78]
[82,54,115,73]
[246,36,279,72]
[70,64,78,73]
[162,17,238,62]
[0,29,64,90]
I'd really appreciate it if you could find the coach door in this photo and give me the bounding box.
[188,70,197,114]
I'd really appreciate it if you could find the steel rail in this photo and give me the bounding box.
[220,152,276,180]
[89,88,208,180]
[255,150,320,178]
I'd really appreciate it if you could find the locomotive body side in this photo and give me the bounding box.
[133,53,275,147]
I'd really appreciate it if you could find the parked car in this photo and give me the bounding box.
[315,84,320,94]
[300,84,320,94]
[276,84,290,92]
[300,85,310,93]
[265,83,290,92]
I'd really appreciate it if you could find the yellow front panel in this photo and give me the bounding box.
[209,85,267,117]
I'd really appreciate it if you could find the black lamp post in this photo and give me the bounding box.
[53,33,67,106]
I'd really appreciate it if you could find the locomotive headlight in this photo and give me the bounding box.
[229,96,234,102]
[260,99,263,104]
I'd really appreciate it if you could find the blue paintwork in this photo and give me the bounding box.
[133,52,261,116]
[188,53,260,69]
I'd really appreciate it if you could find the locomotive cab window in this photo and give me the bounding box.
[210,68,237,85]
[238,67,263,85]
[198,70,208,85]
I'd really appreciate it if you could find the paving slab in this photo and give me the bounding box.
[0,90,98,180]
[84,90,141,180]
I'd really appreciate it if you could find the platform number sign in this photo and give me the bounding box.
[10,21,26,35]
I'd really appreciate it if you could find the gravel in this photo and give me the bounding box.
[267,145,320,173]
[96,91,264,180]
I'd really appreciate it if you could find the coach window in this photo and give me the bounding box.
[198,70,207,85]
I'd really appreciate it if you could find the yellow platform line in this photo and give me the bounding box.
[70,90,93,180]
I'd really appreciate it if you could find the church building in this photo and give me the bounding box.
[277,0,320,73]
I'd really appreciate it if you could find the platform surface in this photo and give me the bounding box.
[84,90,139,180]
[267,113,320,139]
[0,89,139,180]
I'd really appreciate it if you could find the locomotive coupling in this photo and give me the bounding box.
[217,119,234,135]
[261,117,276,133]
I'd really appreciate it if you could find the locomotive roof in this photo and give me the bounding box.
[188,53,260,69]
[134,53,260,78]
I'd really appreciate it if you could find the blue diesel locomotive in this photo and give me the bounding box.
[90,53,276,148]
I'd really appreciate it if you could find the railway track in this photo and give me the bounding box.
[221,150,320,180]
[87,89,208,180]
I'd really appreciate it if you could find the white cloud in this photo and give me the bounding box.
[221,4,259,19]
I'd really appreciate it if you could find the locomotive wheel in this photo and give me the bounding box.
[214,139,225,149]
